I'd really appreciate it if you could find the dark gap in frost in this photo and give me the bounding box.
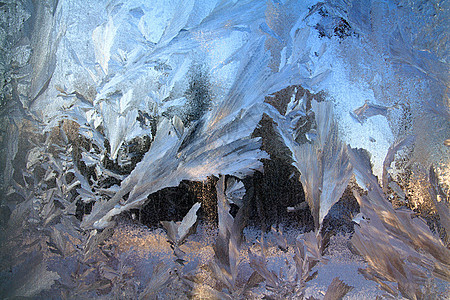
[124,178,218,228]
[75,200,93,221]
[321,184,361,236]
[102,135,152,175]
[307,4,356,40]
[264,84,326,115]
[249,111,314,231]
[123,158,316,232]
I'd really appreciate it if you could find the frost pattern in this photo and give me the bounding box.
[270,98,353,229]
[0,0,449,298]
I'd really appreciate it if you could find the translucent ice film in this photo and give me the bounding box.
[0,0,448,298]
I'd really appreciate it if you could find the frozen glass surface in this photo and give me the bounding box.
[0,0,448,298]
